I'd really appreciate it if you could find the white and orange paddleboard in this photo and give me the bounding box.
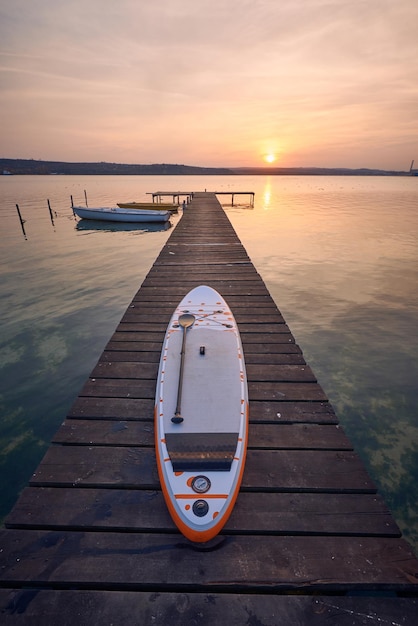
[155,285,249,542]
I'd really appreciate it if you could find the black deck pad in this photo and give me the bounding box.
[165,432,238,471]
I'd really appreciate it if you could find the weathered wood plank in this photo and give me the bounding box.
[115,322,292,334]
[132,293,278,306]
[247,364,316,382]
[142,278,266,288]
[242,333,295,344]
[137,284,270,296]
[121,311,286,323]
[110,330,164,342]
[1,590,417,626]
[90,362,159,379]
[29,447,375,492]
[248,401,337,423]
[105,340,163,352]
[67,396,336,424]
[78,379,156,399]
[6,488,400,537]
[53,420,351,451]
[0,530,416,591]
[89,361,315,383]
[77,378,328,402]
[98,350,305,365]
[99,350,161,362]
[249,382,328,401]
[67,397,154,419]
[150,264,261,275]
[52,419,155,446]
[105,337,302,355]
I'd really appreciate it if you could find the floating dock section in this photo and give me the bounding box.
[1,192,417,623]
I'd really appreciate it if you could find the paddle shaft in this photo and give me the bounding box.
[173,314,195,422]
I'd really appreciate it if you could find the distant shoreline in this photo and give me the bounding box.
[0,158,414,176]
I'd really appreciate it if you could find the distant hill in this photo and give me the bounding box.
[0,159,234,176]
[0,158,409,176]
[231,166,407,176]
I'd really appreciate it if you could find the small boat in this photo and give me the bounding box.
[155,285,249,543]
[117,202,179,213]
[73,206,171,223]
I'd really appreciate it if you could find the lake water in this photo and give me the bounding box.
[1,174,417,554]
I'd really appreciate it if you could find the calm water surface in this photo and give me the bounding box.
[1,174,417,553]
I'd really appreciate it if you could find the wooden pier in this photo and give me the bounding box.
[149,190,254,206]
[1,193,417,624]
[148,190,194,203]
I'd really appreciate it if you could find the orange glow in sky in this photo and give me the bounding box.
[0,1,417,170]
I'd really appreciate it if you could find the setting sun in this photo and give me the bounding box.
[264,153,276,164]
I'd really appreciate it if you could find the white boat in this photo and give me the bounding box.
[155,285,249,543]
[73,206,171,223]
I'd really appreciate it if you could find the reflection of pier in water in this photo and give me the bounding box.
[1,192,417,623]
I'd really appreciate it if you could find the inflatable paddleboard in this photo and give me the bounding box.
[155,285,249,542]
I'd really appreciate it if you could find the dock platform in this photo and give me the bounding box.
[149,190,254,206]
[1,193,417,624]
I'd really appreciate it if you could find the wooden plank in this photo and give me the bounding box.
[53,420,352,451]
[143,268,266,282]
[105,336,301,354]
[132,293,278,306]
[150,262,260,271]
[143,276,265,286]
[105,340,162,352]
[1,590,417,626]
[67,397,336,424]
[247,364,316,382]
[110,330,164,342]
[120,311,287,323]
[99,350,161,362]
[78,379,156,399]
[97,350,306,365]
[89,362,316,384]
[52,419,155,446]
[67,397,153,419]
[249,382,328,401]
[248,423,353,450]
[243,342,302,354]
[113,322,291,334]
[90,362,158,379]
[248,401,337,423]
[29,447,375,492]
[77,378,328,402]
[0,530,416,591]
[136,284,270,297]
[6,488,400,537]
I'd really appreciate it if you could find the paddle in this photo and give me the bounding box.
[171,313,195,424]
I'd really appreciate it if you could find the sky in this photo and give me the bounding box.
[1,0,418,170]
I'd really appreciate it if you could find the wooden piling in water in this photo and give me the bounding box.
[1,192,417,623]
[47,199,55,225]
[15,203,27,239]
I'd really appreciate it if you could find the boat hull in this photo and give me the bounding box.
[73,206,170,222]
[155,285,249,543]
[117,202,179,213]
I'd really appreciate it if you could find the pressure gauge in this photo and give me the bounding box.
[191,475,211,494]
